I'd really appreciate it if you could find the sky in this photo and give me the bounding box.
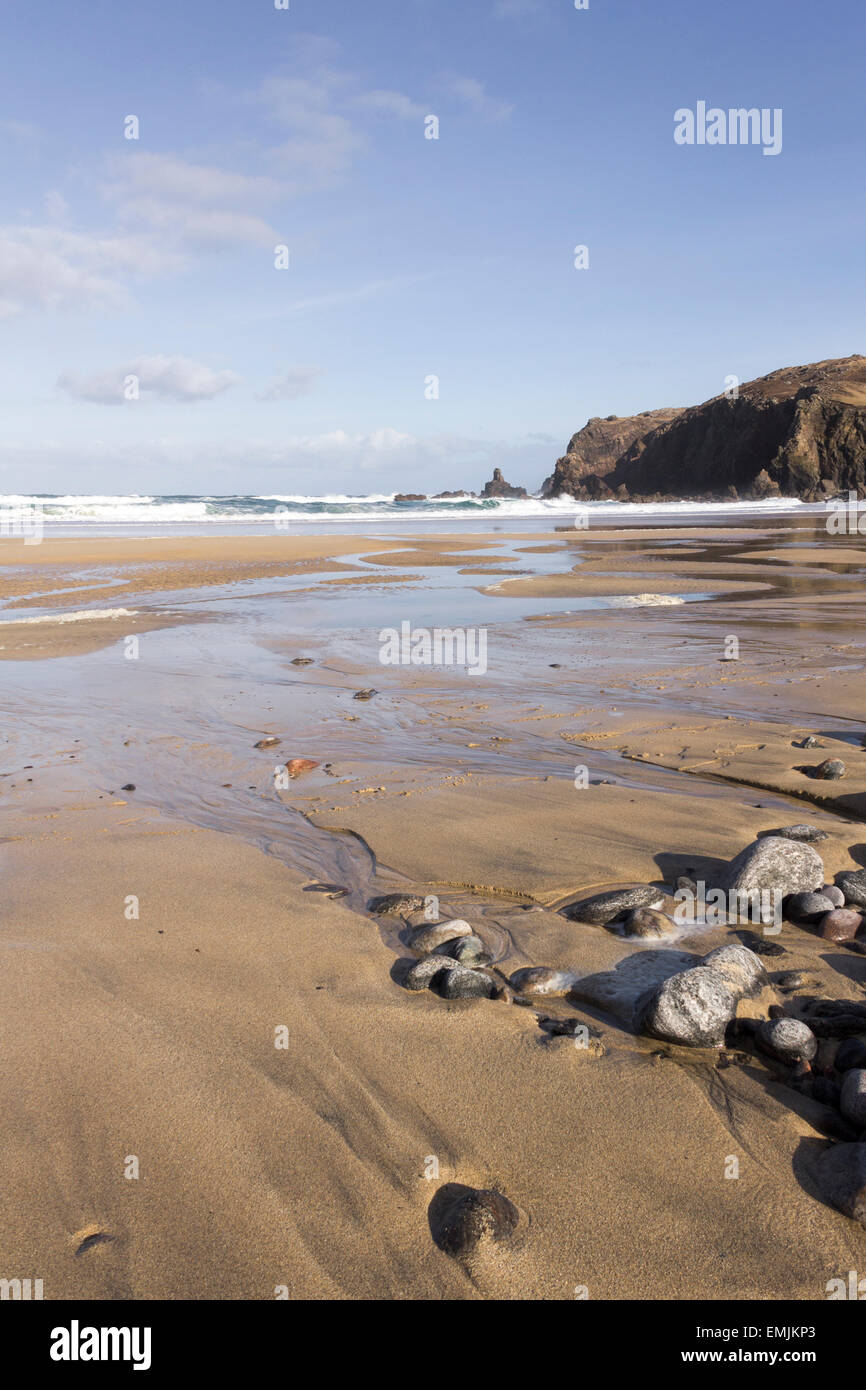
[0,0,863,497]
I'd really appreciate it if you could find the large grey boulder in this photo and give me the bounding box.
[633,966,736,1048]
[716,836,824,900]
[700,944,767,1000]
[840,1070,866,1128]
[838,869,866,909]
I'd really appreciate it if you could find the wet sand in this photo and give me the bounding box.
[2,520,865,1298]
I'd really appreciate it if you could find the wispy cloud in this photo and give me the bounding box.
[256,366,324,401]
[57,355,240,404]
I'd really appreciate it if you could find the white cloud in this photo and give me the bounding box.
[256,366,324,401]
[0,225,186,318]
[57,355,241,404]
[104,153,281,248]
[443,76,514,123]
[356,89,428,121]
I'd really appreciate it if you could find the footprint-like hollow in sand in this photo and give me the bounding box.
[74,1225,114,1256]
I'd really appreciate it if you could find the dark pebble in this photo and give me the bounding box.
[430,1185,519,1257]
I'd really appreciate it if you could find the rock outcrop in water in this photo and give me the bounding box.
[481,468,527,499]
[543,355,866,502]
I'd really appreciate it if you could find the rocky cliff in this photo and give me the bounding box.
[542,408,684,497]
[544,356,866,502]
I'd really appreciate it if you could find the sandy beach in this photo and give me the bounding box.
[2,518,866,1299]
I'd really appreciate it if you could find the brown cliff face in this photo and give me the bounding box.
[545,356,866,502]
[542,409,684,497]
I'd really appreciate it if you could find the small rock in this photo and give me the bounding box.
[835,1039,866,1073]
[775,971,808,992]
[675,875,698,894]
[633,967,736,1048]
[838,870,866,909]
[795,736,819,749]
[840,1070,866,1128]
[701,943,768,999]
[290,657,314,665]
[121,783,136,792]
[437,966,496,1000]
[785,891,836,924]
[286,758,320,779]
[755,1017,817,1066]
[819,909,863,943]
[622,908,676,939]
[441,934,491,966]
[509,966,577,997]
[565,885,665,926]
[368,892,425,917]
[823,885,846,907]
[254,737,280,750]
[404,955,459,991]
[430,1186,519,1257]
[734,929,787,958]
[353,689,377,701]
[816,1142,866,1227]
[411,919,473,953]
[812,758,845,780]
[762,823,828,842]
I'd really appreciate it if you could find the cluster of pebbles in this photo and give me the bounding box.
[369,819,866,1244]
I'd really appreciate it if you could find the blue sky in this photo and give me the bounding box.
[0,0,863,496]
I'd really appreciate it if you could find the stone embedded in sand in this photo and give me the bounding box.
[566,885,665,926]
[819,908,863,943]
[286,758,319,779]
[508,966,576,997]
[622,907,675,939]
[633,966,736,1048]
[816,1142,866,1227]
[775,970,808,993]
[835,1039,866,1073]
[368,892,426,917]
[838,870,866,909]
[840,1070,866,1128]
[410,919,473,953]
[795,736,819,749]
[700,943,768,1000]
[448,935,492,966]
[769,823,829,842]
[353,688,377,701]
[813,758,845,780]
[717,836,824,899]
[254,736,280,749]
[290,657,314,665]
[786,891,837,923]
[438,965,496,1000]
[756,1017,817,1066]
[404,955,459,992]
[431,1185,519,1258]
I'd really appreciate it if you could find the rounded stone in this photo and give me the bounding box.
[369,892,426,917]
[404,955,459,991]
[508,966,577,997]
[767,823,828,842]
[840,1070,866,1128]
[813,758,845,780]
[819,909,863,943]
[633,966,737,1048]
[816,1142,866,1228]
[700,944,767,1000]
[566,885,665,926]
[430,1186,519,1257]
[622,908,676,939]
[838,870,866,909]
[756,1017,818,1065]
[410,919,473,953]
[717,836,824,900]
[823,885,846,907]
[438,965,496,1000]
[785,891,836,924]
